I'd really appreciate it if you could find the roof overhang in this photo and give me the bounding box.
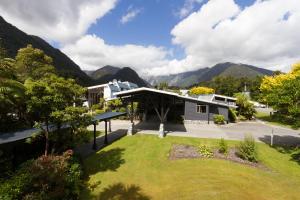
[115,87,237,108]
[87,83,107,90]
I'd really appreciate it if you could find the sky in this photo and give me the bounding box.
[0,0,299,76]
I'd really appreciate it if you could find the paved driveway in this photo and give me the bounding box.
[90,120,300,146]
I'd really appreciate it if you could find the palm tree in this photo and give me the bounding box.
[0,56,26,130]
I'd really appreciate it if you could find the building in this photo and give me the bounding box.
[197,94,236,106]
[86,80,138,107]
[115,87,237,137]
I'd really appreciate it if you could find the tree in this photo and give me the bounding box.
[197,75,263,100]
[235,93,256,120]
[25,75,86,155]
[157,82,169,90]
[15,44,56,82]
[51,106,92,136]
[189,86,215,95]
[0,47,26,130]
[106,99,123,111]
[260,63,300,115]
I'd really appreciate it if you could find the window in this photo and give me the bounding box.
[196,104,207,113]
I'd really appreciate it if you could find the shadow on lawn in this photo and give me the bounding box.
[85,148,125,176]
[259,135,300,165]
[96,182,151,200]
[134,121,187,133]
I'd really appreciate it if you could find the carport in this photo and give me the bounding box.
[115,88,185,138]
[0,112,126,150]
[91,112,126,149]
[115,87,235,138]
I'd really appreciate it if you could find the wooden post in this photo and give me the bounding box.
[130,98,134,123]
[160,96,164,123]
[104,120,108,144]
[108,120,112,132]
[159,96,165,138]
[92,123,97,150]
[207,105,210,124]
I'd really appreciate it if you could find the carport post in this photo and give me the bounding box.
[108,120,112,132]
[159,96,165,138]
[92,122,97,150]
[127,98,134,136]
[104,120,108,144]
[207,105,210,124]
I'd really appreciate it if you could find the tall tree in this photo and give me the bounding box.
[0,45,26,131]
[260,63,300,126]
[25,75,86,155]
[15,44,56,82]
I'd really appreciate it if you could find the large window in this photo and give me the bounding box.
[196,104,207,113]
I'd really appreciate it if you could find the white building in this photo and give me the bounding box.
[186,94,237,106]
[86,80,138,107]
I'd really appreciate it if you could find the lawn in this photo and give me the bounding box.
[81,134,300,200]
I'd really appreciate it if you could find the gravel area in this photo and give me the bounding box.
[169,144,269,170]
[169,144,200,160]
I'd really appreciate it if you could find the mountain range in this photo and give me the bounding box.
[0,16,93,86]
[0,15,274,88]
[144,62,274,88]
[0,16,148,87]
[85,65,148,87]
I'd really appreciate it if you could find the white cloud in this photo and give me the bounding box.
[61,34,170,76]
[0,0,118,44]
[178,0,203,18]
[120,7,142,24]
[1,0,300,76]
[166,0,300,74]
[63,0,300,76]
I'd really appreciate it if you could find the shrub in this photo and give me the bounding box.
[235,93,256,120]
[228,108,237,122]
[238,115,247,121]
[0,160,33,200]
[213,115,225,124]
[236,134,258,162]
[189,86,215,95]
[95,109,105,114]
[0,150,83,200]
[91,104,102,111]
[218,138,228,154]
[198,145,213,158]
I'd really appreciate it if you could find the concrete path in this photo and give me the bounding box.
[88,120,300,146]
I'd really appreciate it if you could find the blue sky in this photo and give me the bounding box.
[0,0,299,75]
[89,0,255,48]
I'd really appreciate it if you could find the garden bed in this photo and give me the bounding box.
[169,144,268,170]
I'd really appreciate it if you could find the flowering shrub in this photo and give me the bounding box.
[198,145,213,158]
[0,150,82,200]
[189,86,215,95]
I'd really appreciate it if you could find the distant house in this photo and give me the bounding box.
[86,80,138,107]
[197,94,236,106]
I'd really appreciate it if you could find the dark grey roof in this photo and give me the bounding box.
[0,128,39,145]
[92,112,126,123]
[0,112,126,145]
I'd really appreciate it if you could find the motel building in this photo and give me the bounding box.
[86,81,237,137]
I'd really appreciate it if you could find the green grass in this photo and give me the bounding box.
[255,112,298,130]
[81,135,300,200]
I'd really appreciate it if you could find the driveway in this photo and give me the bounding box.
[89,120,300,146]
